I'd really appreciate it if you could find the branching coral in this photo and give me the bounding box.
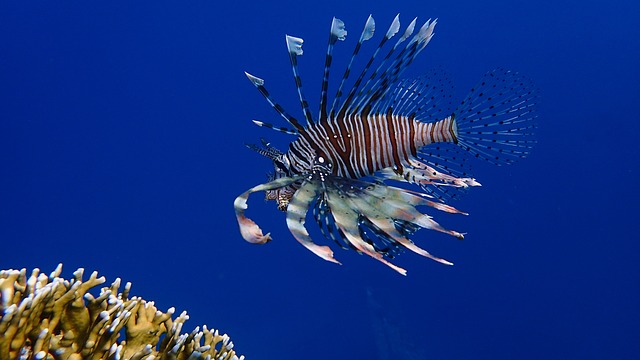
[0,264,244,360]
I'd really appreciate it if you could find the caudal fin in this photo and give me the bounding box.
[454,68,538,165]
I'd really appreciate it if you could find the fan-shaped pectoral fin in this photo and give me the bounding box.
[363,183,465,239]
[347,193,454,266]
[372,181,469,215]
[326,189,408,275]
[286,181,341,264]
[235,176,304,244]
[408,158,481,187]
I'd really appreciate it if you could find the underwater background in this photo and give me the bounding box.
[1,0,638,359]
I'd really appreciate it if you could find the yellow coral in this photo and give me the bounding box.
[0,265,244,360]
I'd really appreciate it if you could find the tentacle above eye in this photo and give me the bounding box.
[234,175,304,244]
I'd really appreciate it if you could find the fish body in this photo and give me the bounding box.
[235,15,537,275]
[285,113,457,179]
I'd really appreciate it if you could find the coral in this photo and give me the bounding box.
[0,264,244,360]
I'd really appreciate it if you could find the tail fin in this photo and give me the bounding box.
[454,68,538,165]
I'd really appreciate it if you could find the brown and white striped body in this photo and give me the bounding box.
[285,114,458,179]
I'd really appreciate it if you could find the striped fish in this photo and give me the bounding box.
[234,15,537,275]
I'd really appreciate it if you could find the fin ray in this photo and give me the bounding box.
[389,68,455,121]
[251,120,299,135]
[455,68,538,165]
[286,181,341,264]
[244,72,305,132]
[285,35,315,125]
[318,18,347,121]
[329,15,376,118]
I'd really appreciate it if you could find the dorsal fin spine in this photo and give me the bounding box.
[330,15,376,119]
[319,17,347,122]
[245,71,305,132]
[286,35,315,126]
[350,17,418,114]
[343,14,402,116]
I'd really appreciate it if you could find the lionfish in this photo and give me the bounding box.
[234,15,537,275]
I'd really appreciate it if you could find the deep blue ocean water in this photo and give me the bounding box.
[1,1,639,359]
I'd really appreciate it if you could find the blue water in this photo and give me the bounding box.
[1,1,638,359]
